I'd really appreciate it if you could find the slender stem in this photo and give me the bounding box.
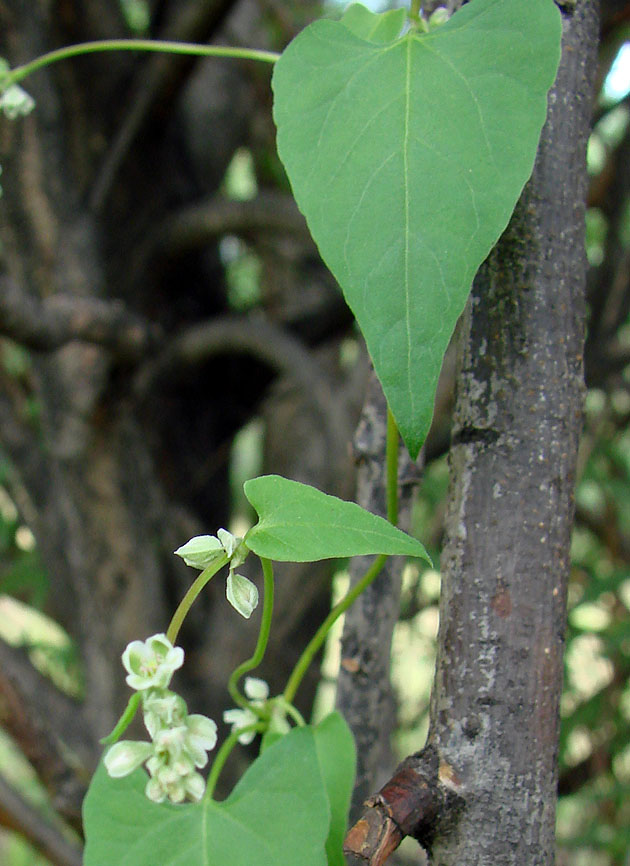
[282,405,401,703]
[205,723,264,801]
[227,557,275,708]
[166,556,228,645]
[386,407,400,527]
[99,692,142,745]
[409,0,422,23]
[6,39,279,88]
[283,554,387,704]
[279,700,306,727]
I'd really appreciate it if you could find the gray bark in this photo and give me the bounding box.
[427,1,599,863]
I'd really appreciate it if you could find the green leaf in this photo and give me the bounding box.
[243,475,430,563]
[340,4,406,43]
[83,726,331,866]
[313,713,356,866]
[272,0,561,458]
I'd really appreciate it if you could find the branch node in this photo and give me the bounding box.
[343,745,465,866]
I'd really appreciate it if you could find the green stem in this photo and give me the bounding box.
[6,39,279,88]
[205,723,264,801]
[278,700,306,727]
[386,406,400,527]
[99,692,142,745]
[409,0,422,23]
[283,403,401,704]
[227,557,275,708]
[166,556,228,645]
[283,553,387,704]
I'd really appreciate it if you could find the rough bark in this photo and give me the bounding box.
[427,1,599,862]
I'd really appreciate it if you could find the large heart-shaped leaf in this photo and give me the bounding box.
[243,475,430,563]
[83,723,341,866]
[272,0,561,458]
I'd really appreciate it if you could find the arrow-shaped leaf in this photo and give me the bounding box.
[243,475,430,563]
[272,0,561,458]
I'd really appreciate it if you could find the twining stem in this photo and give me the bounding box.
[5,39,279,89]
[205,723,265,801]
[283,405,402,704]
[283,554,387,704]
[100,692,142,745]
[227,557,275,708]
[166,556,228,645]
[386,406,400,527]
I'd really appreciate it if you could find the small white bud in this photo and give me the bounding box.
[226,573,259,619]
[174,535,224,569]
[104,740,153,778]
[244,677,269,702]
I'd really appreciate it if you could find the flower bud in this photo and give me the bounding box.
[226,573,259,619]
[104,741,153,778]
[174,535,224,569]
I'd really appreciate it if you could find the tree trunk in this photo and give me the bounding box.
[427,1,599,862]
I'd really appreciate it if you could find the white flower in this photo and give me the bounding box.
[142,690,188,738]
[152,714,217,769]
[223,677,269,744]
[145,754,207,804]
[183,771,206,802]
[185,714,218,767]
[223,706,259,745]
[104,740,153,778]
[0,83,35,120]
[226,572,259,619]
[122,634,184,691]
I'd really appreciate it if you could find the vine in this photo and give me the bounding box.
[0,0,562,862]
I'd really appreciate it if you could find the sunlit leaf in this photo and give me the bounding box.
[84,726,331,866]
[244,475,430,563]
[272,0,561,457]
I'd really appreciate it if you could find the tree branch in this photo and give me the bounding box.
[0,276,161,359]
[90,0,241,210]
[0,639,92,828]
[151,191,312,259]
[344,746,461,866]
[134,313,352,476]
[0,775,82,866]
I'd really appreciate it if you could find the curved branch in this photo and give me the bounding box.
[0,640,92,829]
[0,775,82,866]
[0,277,161,358]
[89,0,241,210]
[151,192,312,259]
[134,314,352,474]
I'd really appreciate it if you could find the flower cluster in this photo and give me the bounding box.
[223,677,290,744]
[175,529,258,619]
[104,634,217,804]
